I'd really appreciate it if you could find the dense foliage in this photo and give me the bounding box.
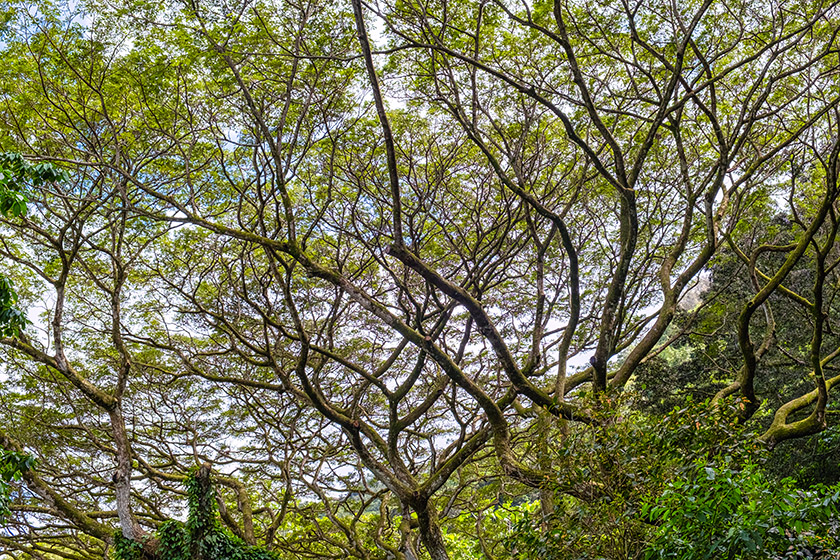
[505,398,840,559]
[0,153,66,336]
[0,451,33,521]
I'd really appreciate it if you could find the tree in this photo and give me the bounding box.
[1,0,839,558]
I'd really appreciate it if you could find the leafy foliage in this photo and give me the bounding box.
[503,397,840,559]
[0,152,68,218]
[0,152,67,336]
[0,273,26,337]
[644,462,840,560]
[0,449,34,520]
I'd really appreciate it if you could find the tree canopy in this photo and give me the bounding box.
[1,0,840,559]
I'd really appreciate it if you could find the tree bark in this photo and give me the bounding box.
[415,500,450,560]
[109,406,144,541]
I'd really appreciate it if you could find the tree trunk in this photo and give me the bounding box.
[108,406,144,541]
[190,463,215,560]
[416,501,450,560]
[536,410,556,521]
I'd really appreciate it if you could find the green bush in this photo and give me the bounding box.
[643,462,840,560]
[502,396,840,560]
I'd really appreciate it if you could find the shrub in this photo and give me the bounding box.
[502,396,840,560]
[642,461,840,559]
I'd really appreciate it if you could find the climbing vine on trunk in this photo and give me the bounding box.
[114,465,277,560]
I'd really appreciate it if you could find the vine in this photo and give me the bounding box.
[114,466,277,560]
[0,152,68,337]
